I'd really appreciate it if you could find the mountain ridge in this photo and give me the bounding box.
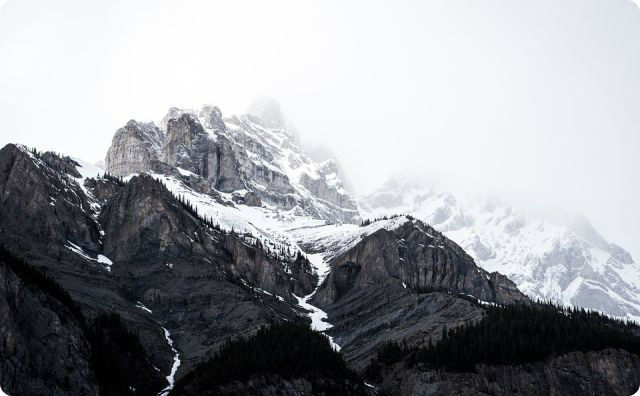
[360,177,640,323]
[0,98,639,395]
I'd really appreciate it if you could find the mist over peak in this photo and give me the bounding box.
[247,96,285,130]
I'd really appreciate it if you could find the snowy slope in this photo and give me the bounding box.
[147,101,360,225]
[360,178,640,322]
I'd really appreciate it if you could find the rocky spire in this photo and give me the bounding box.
[105,120,164,176]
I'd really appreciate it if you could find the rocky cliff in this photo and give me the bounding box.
[105,120,164,176]
[291,216,527,370]
[312,217,527,307]
[0,256,96,396]
[0,144,321,394]
[361,178,640,322]
[104,100,360,224]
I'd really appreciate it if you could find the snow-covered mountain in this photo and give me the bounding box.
[2,98,640,395]
[103,98,640,323]
[360,178,640,322]
[103,98,365,293]
[105,97,360,226]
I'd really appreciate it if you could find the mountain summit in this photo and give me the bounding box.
[105,102,360,224]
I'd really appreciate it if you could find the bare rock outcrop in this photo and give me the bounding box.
[105,120,164,176]
[106,101,361,224]
[313,218,528,307]
[0,262,96,396]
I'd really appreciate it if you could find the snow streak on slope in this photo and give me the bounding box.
[64,242,113,272]
[290,215,412,260]
[158,327,181,396]
[140,173,415,353]
[361,180,640,322]
[294,253,341,351]
[72,158,103,215]
[149,172,321,258]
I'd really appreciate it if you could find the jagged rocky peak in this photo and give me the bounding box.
[105,119,164,176]
[158,106,193,133]
[247,96,285,130]
[161,112,209,172]
[103,99,361,223]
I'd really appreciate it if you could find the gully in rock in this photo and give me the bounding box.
[294,253,341,351]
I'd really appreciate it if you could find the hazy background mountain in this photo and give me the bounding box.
[0,0,638,262]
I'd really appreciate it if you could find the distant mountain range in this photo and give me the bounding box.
[360,178,640,323]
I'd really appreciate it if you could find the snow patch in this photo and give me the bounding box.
[176,167,197,177]
[136,301,152,314]
[158,327,181,396]
[294,253,341,351]
[65,242,113,272]
[97,255,112,269]
[73,157,103,179]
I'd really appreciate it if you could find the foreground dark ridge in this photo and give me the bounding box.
[172,323,369,396]
[362,300,640,395]
[0,245,166,395]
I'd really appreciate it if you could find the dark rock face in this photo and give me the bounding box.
[41,152,82,178]
[83,177,122,205]
[314,219,528,308]
[162,113,213,177]
[379,349,640,396]
[0,146,317,387]
[0,262,96,396]
[0,246,169,396]
[95,174,317,374]
[0,144,101,252]
[159,110,295,197]
[309,217,527,370]
[326,288,484,371]
[98,174,314,299]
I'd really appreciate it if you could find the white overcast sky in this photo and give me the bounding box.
[0,0,639,259]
